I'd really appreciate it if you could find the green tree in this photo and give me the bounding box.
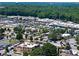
[35,38,38,40]
[25,34,28,39]
[65,43,71,50]
[29,36,33,42]
[48,32,57,41]
[14,25,25,34]
[0,28,5,34]
[42,27,49,33]
[30,47,43,56]
[16,33,23,41]
[23,51,28,56]
[77,46,79,50]
[40,38,43,41]
[42,43,58,56]
[76,35,79,44]
[30,43,58,56]
[5,45,9,54]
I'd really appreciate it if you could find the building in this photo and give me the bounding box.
[61,33,71,39]
[14,42,39,55]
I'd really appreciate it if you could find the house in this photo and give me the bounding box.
[0,49,5,56]
[70,49,78,55]
[14,42,39,54]
[61,33,71,39]
[67,38,79,55]
[74,30,79,34]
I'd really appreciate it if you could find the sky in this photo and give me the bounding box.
[0,0,79,2]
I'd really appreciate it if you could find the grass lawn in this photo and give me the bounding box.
[0,39,18,45]
[9,39,18,44]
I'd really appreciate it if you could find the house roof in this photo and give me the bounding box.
[18,42,39,48]
[61,33,70,37]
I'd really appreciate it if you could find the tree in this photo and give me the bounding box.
[48,32,57,41]
[30,47,43,56]
[77,46,79,50]
[0,28,5,38]
[16,33,23,41]
[7,28,11,32]
[76,35,79,44]
[40,38,43,41]
[14,27,19,33]
[19,18,23,23]
[5,45,9,54]
[42,27,49,33]
[42,43,58,56]
[65,43,71,50]
[14,25,25,34]
[0,28,5,34]
[30,43,58,56]
[35,38,38,40]
[29,36,33,42]
[23,51,28,56]
[1,4,79,23]
[48,29,65,41]
[25,34,28,39]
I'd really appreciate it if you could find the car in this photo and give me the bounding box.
[0,37,4,40]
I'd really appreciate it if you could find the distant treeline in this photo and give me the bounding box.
[0,4,79,23]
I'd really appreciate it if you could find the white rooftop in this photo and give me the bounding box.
[70,49,78,55]
[18,42,38,48]
[61,33,70,37]
[50,41,61,47]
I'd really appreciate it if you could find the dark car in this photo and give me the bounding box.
[0,36,4,40]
